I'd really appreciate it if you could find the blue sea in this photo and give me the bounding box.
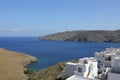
[0,37,120,71]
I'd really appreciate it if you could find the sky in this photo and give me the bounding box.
[0,0,120,36]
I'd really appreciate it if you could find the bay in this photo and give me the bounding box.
[0,37,120,71]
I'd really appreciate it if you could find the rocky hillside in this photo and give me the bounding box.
[0,48,37,80]
[31,60,78,80]
[33,62,66,80]
[40,30,120,42]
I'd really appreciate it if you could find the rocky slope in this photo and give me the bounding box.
[0,48,37,80]
[40,30,120,42]
[32,60,78,80]
[33,62,66,80]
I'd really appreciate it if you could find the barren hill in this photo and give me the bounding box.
[0,48,37,80]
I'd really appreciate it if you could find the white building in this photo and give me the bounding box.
[65,57,98,80]
[62,62,77,77]
[95,52,105,73]
[95,48,120,73]
[62,47,120,80]
[108,53,120,80]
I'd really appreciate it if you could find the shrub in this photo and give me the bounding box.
[24,68,35,79]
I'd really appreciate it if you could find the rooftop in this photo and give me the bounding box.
[66,62,78,65]
[66,75,99,80]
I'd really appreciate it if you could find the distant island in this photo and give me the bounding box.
[40,30,120,43]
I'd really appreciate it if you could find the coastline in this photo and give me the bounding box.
[22,54,37,67]
[0,48,37,80]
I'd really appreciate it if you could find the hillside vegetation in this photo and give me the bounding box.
[40,30,120,42]
[0,48,37,80]
[33,62,66,80]
[31,60,78,80]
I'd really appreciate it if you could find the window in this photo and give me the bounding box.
[105,56,111,61]
[78,67,82,72]
[98,65,100,68]
[98,61,101,63]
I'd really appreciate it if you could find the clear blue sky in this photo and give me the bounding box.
[0,0,120,36]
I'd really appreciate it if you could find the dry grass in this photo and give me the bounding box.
[0,48,37,80]
[34,62,66,80]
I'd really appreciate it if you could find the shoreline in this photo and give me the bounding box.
[23,55,37,67]
[0,48,37,80]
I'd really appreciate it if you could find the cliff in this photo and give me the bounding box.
[0,48,37,80]
[40,30,120,42]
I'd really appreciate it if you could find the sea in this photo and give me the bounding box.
[0,37,120,71]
